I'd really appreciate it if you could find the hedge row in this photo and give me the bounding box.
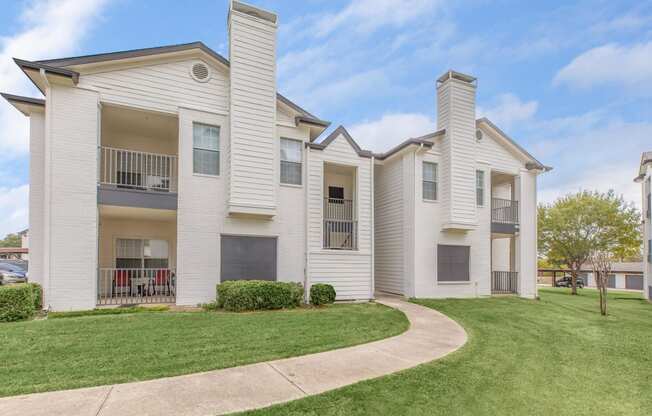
[216,280,304,312]
[0,283,42,322]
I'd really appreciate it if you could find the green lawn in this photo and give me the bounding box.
[241,288,652,416]
[0,303,408,397]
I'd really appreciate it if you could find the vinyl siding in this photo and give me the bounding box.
[373,158,405,294]
[45,86,99,310]
[476,125,524,174]
[28,112,45,296]
[228,10,277,215]
[78,60,228,115]
[307,135,373,300]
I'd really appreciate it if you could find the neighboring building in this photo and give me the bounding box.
[0,247,28,260]
[18,229,28,260]
[2,1,548,310]
[635,151,652,300]
[539,262,645,292]
[373,72,549,299]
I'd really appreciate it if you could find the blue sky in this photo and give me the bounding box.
[0,0,651,237]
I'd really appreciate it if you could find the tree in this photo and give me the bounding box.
[538,190,641,296]
[0,233,21,248]
[589,250,612,316]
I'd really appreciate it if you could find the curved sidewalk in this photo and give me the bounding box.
[0,296,467,416]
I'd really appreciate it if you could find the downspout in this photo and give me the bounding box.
[370,155,375,300]
[304,145,310,302]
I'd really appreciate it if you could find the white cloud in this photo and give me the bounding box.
[554,41,652,90]
[477,93,538,130]
[0,0,109,156]
[0,185,29,238]
[314,0,442,38]
[0,0,109,239]
[348,113,436,152]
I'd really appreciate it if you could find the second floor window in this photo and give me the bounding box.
[476,170,485,206]
[280,138,302,185]
[423,162,438,200]
[193,123,220,176]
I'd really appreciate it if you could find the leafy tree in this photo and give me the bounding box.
[538,190,641,296]
[0,233,21,248]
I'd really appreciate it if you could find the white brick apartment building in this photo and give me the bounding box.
[3,1,548,310]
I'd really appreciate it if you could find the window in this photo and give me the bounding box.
[221,235,277,281]
[193,123,220,175]
[280,138,302,185]
[647,178,651,219]
[476,170,485,206]
[648,240,652,263]
[116,238,169,269]
[423,162,438,200]
[437,245,470,282]
[328,186,344,200]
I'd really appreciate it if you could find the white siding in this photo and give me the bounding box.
[373,157,404,294]
[228,10,277,215]
[78,60,228,115]
[45,86,99,310]
[28,112,45,295]
[437,78,477,227]
[307,135,373,300]
[516,169,538,298]
[476,125,524,174]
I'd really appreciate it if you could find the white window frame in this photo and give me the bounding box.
[280,137,303,185]
[422,162,438,201]
[476,170,485,206]
[193,122,220,177]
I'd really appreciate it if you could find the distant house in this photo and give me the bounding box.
[635,151,652,300]
[0,247,28,260]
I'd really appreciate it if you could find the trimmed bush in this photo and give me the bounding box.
[28,283,42,310]
[0,284,36,322]
[216,280,303,312]
[310,284,336,306]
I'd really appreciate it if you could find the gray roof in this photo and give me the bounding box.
[580,262,644,273]
[306,125,373,158]
[373,130,445,160]
[477,117,551,171]
[14,42,327,128]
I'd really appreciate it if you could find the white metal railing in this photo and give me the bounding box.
[323,198,357,250]
[99,146,178,192]
[97,268,176,305]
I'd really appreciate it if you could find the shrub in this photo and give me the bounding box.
[0,284,36,322]
[28,283,42,310]
[310,284,336,306]
[216,280,304,312]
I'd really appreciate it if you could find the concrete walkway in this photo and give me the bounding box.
[0,297,467,416]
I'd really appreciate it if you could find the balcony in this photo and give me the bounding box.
[491,198,519,234]
[98,146,178,210]
[97,268,176,305]
[323,197,357,250]
[492,271,518,294]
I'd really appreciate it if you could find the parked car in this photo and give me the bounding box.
[555,275,584,288]
[0,262,27,285]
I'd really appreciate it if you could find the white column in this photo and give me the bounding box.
[515,169,538,298]
[28,112,45,296]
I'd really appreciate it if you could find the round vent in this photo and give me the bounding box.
[190,62,210,82]
[475,129,483,141]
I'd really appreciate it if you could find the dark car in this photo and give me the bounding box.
[0,262,27,285]
[555,275,584,288]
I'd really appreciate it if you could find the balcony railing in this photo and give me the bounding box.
[99,146,178,192]
[491,198,519,224]
[492,271,518,294]
[97,268,176,305]
[323,197,357,250]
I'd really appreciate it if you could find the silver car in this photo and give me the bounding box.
[0,263,28,285]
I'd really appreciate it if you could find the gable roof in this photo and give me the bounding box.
[373,130,446,160]
[306,125,373,158]
[12,41,327,128]
[635,151,652,181]
[1,93,45,116]
[477,117,551,171]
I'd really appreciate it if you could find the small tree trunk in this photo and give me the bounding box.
[596,271,608,316]
[571,270,578,295]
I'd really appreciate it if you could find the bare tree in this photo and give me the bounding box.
[589,250,612,316]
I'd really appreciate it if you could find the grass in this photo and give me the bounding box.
[240,288,652,416]
[48,305,170,319]
[0,302,408,397]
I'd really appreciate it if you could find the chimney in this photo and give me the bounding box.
[436,70,478,230]
[227,1,278,217]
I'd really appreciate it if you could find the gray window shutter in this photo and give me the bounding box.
[220,236,277,281]
[437,245,470,282]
